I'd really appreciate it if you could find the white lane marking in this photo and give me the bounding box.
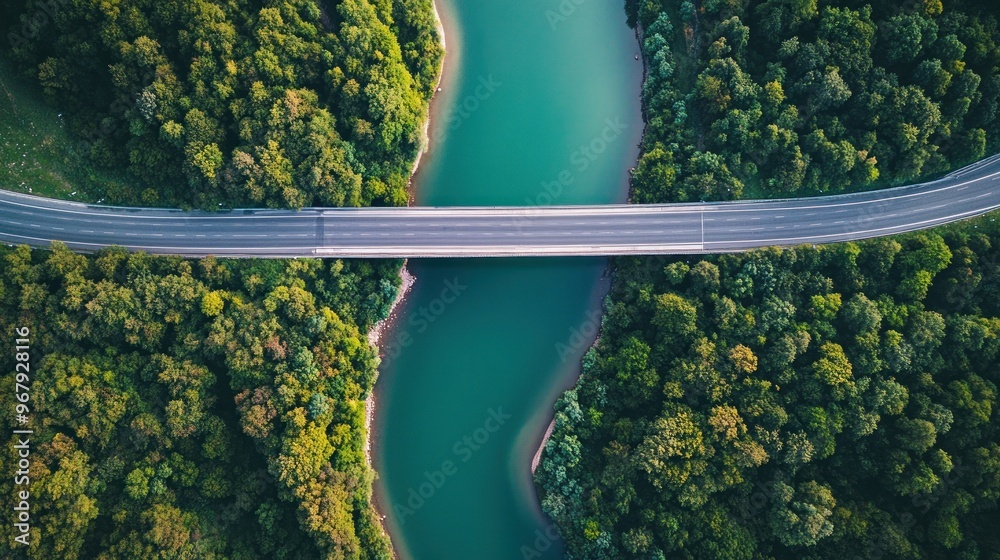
[0,231,708,255]
[706,204,1000,247]
[2,162,1000,257]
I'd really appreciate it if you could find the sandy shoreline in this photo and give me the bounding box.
[531,419,556,475]
[366,265,417,349]
[407,0,449,180]
[364,0,452,553]
[365,263,414,461]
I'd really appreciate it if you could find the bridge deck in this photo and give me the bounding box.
[2,154,1000,258]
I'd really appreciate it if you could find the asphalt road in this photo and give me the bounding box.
[3,154,1000,258]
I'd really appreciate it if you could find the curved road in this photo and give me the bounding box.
[2,154,1000,258]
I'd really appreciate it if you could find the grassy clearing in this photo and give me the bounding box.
[0,57,80,200]
[0,57,128,203]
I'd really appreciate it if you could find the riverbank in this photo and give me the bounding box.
[528,21,646,478]
[531,419,556,474]
[407,0,450,181]
[366,0,454,556]
[367,265,417,349]
[407,0,462,205]
[363,262,414,548]
[525,258,612,481]
[366,263,415,463]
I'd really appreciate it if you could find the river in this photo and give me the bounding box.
[373,1,642,558]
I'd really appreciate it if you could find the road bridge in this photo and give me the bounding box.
[2,154,999,258]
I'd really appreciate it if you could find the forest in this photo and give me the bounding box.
[1,0,441,557]
[538,0,1000,558]
[540,226,1000,559]
[0,245,402,559]
[1,0,442,209]
[627,0,1000,202]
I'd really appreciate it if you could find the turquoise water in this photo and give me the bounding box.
[374,1,642,558]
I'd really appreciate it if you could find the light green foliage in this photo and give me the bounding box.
[637,406,707,491]
[0,246,404,558]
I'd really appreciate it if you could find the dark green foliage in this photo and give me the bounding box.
[2,0,442,209]
[629,0,1000,202]
[539,224,1000,559]
[0,245,402,559]
[541,1,1000,557]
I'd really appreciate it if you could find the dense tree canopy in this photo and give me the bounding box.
[0,245,403,559]
[540,1,1000,558]
[1,2,441,556]
[540,224,1000,559]
[1,0,442,209]
[627,0,1000,203]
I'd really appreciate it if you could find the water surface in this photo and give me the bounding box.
[375,1,642,558]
